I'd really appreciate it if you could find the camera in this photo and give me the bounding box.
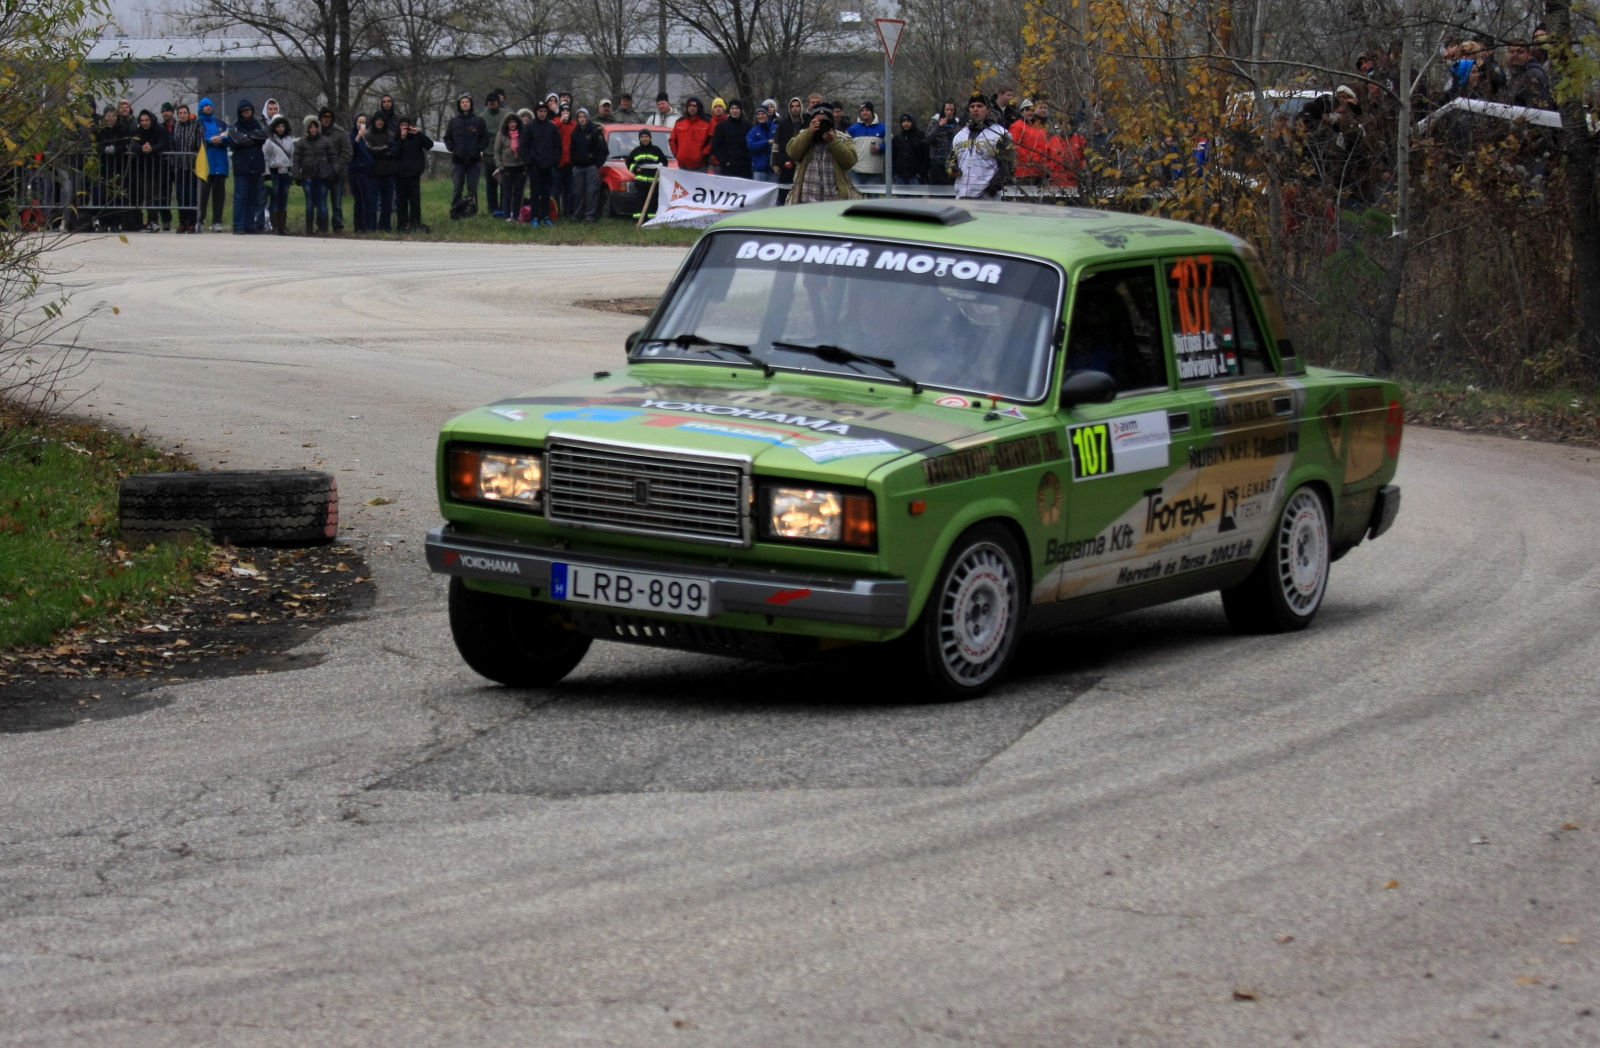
[808,104,833,134]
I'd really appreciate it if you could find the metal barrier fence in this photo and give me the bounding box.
[13,152,208,229]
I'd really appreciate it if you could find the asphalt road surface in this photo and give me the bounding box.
[3,234,1598,1047]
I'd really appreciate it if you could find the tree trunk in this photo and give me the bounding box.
[1372,0,1415,375]
[1546,0,1600,377]
[336,0,353,116]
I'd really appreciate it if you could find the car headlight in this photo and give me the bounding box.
[449,447,543,508]
[762,485,875,548]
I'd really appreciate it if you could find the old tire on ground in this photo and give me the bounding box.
[448,577,592,687]
[900,522,1026,701]
[119,470,339,547]
[1221,484,1331,634]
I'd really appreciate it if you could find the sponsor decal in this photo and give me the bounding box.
[1068,410,1171,481]
[922,434,1054,486]
[450,551,523,575]
[489,407,527,421]
[1196,396,1277,430]
[640,398,853,435]
[935,394,972,409]
[993,404,1027,420]
[1185,431,1300,468]
[1143,487,1217,534]
[1044,523,1136,566]
[1114,537,1256,586]
[1036,471,1061,526]
[732,239,1005,284]
[799,438,901,463]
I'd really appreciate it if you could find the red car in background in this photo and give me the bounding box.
[599,124,677,218]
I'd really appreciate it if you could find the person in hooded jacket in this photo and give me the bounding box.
[925,101,960,186]
[709,100,752,178]
[393,117,434,232]
[367,112,397,232]
[517,102,562,226]
[227,99,268,233]
[263,115,296,236]
[492,111,527,222]
[445,93,488,219]
[91,107,133,230]
[555,105,576,215]
[349,113,374,232]
[567,108,606,222]
[891,113,928,184]
[669,98,714,171]
[196,97,229,230]
[293,114,339,235]
[317,109,353,231]
[745,107,775,182]
[130,110,170,231]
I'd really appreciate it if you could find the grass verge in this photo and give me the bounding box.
[0,417,207,650]
[1402,382,1600,448]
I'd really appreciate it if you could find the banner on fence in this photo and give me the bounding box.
[642,168,780,228]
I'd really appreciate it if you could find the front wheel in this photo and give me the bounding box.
[1221,485,1331,633]
[905,523,1026,700]
[448,577,591,687]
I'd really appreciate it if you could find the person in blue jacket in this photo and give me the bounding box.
[745,107,776,182]
[227,99,268,233]
[196,97,230,230]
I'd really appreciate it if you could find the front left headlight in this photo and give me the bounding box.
[449,447,543,509]
[761,484,875,549]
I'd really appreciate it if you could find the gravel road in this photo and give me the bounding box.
[2,234,1597,1047]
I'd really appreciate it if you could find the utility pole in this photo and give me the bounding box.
[658,0,668,101]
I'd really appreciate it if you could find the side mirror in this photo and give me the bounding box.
[1059,370,1117,409]
[625,329,644,353]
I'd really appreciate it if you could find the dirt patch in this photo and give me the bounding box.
[1408,391,1600,449]
[0,542,374,733]
[574,296,659,317]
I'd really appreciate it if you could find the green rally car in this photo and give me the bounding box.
[425,199,1403,698]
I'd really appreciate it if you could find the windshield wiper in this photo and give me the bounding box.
[769,341,922,394]
[646,333,752,356]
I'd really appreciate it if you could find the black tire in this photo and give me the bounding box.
[598,187,613,218]
[1221,484,1331,634]
[119,470,338,547]
[903,523,1026,700]
[448,577,592,687]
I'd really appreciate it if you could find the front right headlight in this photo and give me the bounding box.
[448,447,543,510]
[761,484,875,548]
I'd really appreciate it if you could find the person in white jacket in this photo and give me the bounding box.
[263,115,297,235]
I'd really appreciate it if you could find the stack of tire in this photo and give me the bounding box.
[119,470,339,547]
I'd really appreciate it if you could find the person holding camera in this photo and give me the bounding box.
[785,103,859,204]
[393,117,434,233]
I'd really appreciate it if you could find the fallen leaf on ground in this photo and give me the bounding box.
[1470,836,1490,845]
[365,498,394,506]
[1232,988,1258,1001]
[230,563,259,577]
[1384,880,1401,890]
[1516,976,1542,985]
[1275,934,1295,944]
[1558,936,1579,945]
[1562,822,1581,831]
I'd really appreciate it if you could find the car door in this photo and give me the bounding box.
[1155,251,1301,584]
[1036,260,1189,605]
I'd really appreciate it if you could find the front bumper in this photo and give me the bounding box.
[424,524,909,628]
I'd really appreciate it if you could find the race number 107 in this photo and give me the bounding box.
[1070,423,1115,479]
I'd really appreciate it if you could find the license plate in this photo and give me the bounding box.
[549,562,713,617]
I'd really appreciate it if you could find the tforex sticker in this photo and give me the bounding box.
[1068,410,1170,480]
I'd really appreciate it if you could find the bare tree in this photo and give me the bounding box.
[667,0,866,107]
[188,0,387,116]
[566,0,655,102]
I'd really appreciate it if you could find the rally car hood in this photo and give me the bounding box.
[443,369,1041,482]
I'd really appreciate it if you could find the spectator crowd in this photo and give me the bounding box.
[64,80,1100,235]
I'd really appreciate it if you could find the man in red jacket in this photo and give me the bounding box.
[669,98,714,172]
[1010,100,1051,185]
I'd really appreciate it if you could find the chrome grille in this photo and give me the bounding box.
[545,442,747,545]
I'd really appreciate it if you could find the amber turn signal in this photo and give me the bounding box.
[448,447,480,500]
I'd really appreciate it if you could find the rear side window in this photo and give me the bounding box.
[1166,255,1273,382]
[1064,265,1167,392]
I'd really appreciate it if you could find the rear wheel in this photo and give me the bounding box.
[598,187,613,218]
[448,577,591,687]
[904,523,1026,700]
[1221,485,1330,633]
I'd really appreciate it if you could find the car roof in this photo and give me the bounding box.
[710,199,1242,273]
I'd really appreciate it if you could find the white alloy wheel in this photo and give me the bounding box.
[936,541,1018,687]
[1277,488,1329,616]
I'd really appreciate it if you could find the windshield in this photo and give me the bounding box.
[637,232,1062,402]
[607,129,674,159]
